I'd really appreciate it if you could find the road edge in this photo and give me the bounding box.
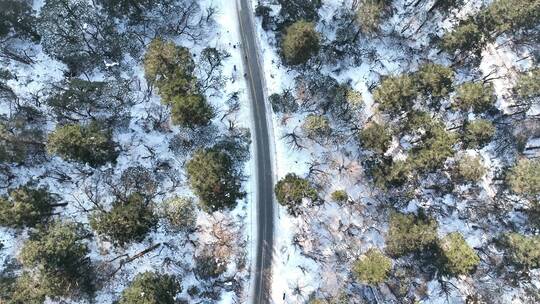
[235,0,278,303]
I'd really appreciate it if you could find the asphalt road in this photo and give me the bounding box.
[236,0,275,303]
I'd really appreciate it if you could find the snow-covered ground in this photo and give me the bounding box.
[1,0,538,302]
[0,0,257,303]
[249,0,538,303]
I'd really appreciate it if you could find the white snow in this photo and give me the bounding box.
[249,0,540,302]
[1,0,538,302]
[0,0,256,303]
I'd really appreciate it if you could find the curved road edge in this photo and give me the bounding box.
[236,0,277,303]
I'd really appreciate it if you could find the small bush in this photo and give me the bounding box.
[47,122,118,167]
[162,196,197,232]
[455,82,496,114]
[501,233,540,270]
[359,122,392,154]
[90,193,157,246]
[439,232,479,276]
[255,5,274,30]
[0,111,45,164]
[120,166,157,197]
[386,212,438,257]
[463,119,495,148]
[0,185,58,228]
[302,114,331,140]
[330,190,348,203]
[269,90,298,113]
[282,20,320,65]
[118,271,181,304]
[453,155,486,183]
[506,158,540,196]
[356,0,390,35]
[353,248,392,284]
[345,88,363,108]
[194,251,227,280]
[275,173,318,215]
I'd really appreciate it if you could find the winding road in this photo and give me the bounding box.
[236,0,275,303]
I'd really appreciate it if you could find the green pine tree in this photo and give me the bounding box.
[386,212,438,257]
[359,122,393,154]
[440,21,485,56]
[353,248,392,284]
[502,233,540,270]
[275,173,318,215]
[438,232,480,276]
[144,38,195,89]
[0,185,59,228]
[463,119,495,149]
[515,68,540,100]
[373,74,417,116]
[0,0,39,41]
[186,148,245,212]
[282,20,320,65]
[18,221,93,300]
[170,94,215,128]
[455,82,496,114]
[47,122,118,167]
[90,193,157,246]
[118,271,181,304]
[371,158,413,189]
[506,158,540,196]
[415,63,455,101]
[411,122,457,173]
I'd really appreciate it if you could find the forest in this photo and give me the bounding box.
[257,0,540,303]
[0,0,539,303]
[0,0,251,303]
